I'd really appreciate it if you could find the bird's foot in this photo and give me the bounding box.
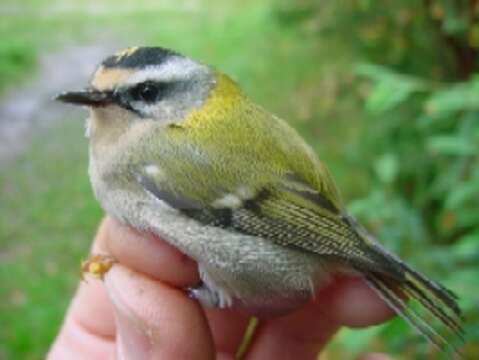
[186,282,233,308]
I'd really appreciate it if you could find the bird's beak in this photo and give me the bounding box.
[55,89,115,107]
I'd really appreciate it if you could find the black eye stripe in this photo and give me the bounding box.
[110,80,184,116]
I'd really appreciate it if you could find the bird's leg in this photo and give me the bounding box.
[80,254,117,280]
[186,281,234,308]
[236,317,259,359]
[186,265,234,308]
[186,281,221,307]
[186,284,259,360]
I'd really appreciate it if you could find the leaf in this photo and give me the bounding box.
[427,135,476,156]
[335,326,385,353]
[445,268,479,308]
[446,176,479,209]
[374,153,398,184]
[443,14,468,35]
[451,231,479,259]
[356,63,427,114]
[425,76,479,115]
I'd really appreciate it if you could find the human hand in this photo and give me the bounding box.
[48,216,394,360]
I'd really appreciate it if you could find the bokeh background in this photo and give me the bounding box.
[0,0,478,359]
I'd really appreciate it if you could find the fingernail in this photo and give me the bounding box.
[105,267,152,360]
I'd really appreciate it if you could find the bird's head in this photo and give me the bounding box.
[55,47,239,134]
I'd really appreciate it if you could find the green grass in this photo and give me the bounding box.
[0,120,102,359]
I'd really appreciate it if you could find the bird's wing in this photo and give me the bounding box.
[136,157,464,352]
[135,115,463,352]
[134,106,397,274]
[136,160,398,277]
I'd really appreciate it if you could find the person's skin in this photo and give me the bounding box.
[48,217,395,360]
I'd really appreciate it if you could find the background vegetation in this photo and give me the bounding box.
[0,0,477,358]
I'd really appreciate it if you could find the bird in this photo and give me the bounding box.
[56,46,464,354]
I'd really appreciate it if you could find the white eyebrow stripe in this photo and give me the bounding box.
[124,57,203,85]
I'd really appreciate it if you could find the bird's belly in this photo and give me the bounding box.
[91,170,331,314]
[142,197,331,314]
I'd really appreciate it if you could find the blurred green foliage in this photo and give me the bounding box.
[272,0,479,358]
[0,0,478,359]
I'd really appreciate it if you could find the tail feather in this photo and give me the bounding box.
[402,263,462,316]
[364,274,453,352]
[403,277,464,339]
[363,263,465,356]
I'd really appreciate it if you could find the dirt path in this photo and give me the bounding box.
[0,44,118,165]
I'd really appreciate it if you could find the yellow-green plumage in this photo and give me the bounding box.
[160,73,342,208]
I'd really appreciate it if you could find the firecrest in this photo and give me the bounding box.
[56,46,464,354]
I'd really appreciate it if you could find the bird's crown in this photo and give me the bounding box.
[101,47,179,70]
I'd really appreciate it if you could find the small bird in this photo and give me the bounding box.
[57,46,464,354]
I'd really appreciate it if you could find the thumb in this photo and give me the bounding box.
[105,265,215,359]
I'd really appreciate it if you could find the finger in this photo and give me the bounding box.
[244,300,339,360]
[203,307,251,356]
[49,217,212,360]
[245,276,396,360]
[105,264,215,359]
[47,272,115,359]
[102,216,251,355]
[48,220,119,360]
[101,217,199,287]
[319,276,395,328]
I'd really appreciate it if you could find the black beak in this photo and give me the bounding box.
[55,89,114,107]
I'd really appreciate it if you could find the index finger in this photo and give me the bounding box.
[48,217,208,359]
[101,216,199,287]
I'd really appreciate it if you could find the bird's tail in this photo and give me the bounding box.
[359,244,465,356]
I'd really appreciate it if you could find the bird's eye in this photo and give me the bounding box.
[130,82,162,103]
